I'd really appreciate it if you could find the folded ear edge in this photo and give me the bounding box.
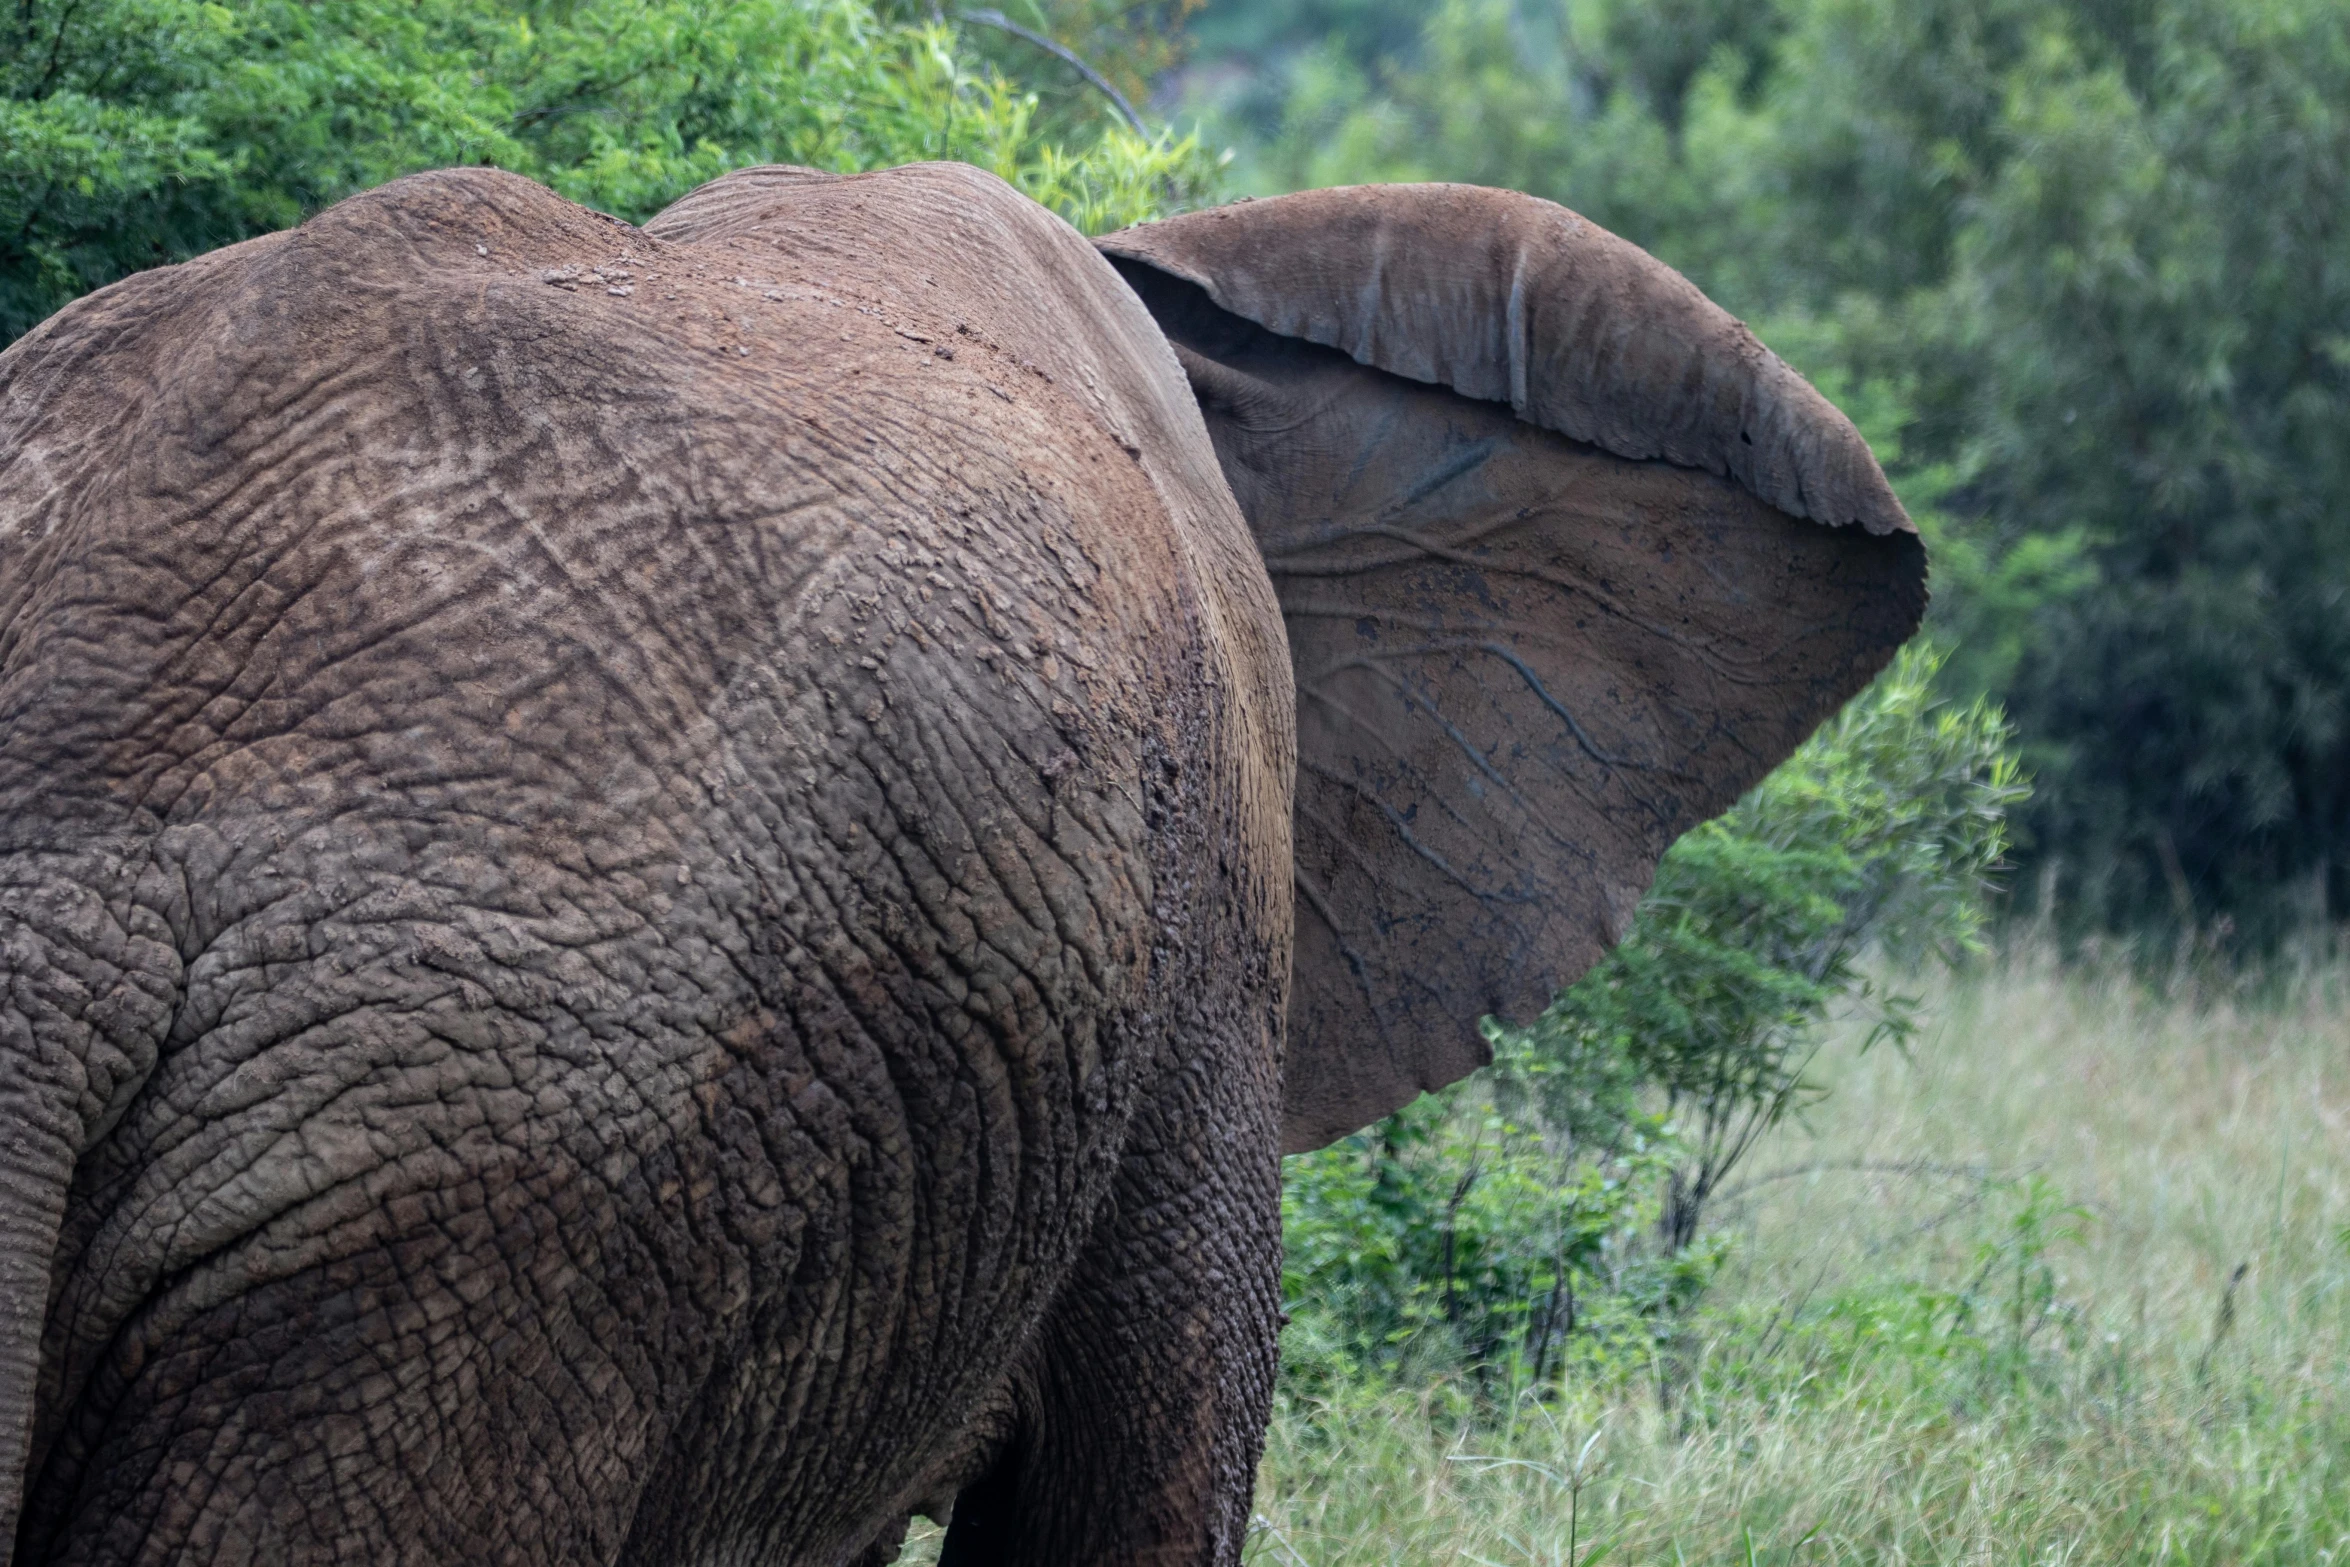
[1098,183,1914,541]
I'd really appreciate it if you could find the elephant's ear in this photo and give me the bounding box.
[1097,184,1927,1153]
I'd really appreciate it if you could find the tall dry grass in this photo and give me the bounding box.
[1245,949,2350,1564]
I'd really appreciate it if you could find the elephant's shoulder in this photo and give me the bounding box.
[0,168,654,432]
[301,165,630,257]
[645,162,1164,386]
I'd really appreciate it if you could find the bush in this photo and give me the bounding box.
[1279,1086,1697,1399]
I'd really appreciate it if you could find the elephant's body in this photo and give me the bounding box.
[0,166,1288,1563]
[0,161,1925,1564]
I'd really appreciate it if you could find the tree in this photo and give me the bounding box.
[1952,2,2350,934]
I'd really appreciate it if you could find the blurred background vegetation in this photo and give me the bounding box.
[8,3,2348,1559]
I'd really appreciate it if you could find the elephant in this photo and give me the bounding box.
[0,159,1922,1565]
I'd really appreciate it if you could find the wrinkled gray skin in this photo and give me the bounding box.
[0,163,1922,1565]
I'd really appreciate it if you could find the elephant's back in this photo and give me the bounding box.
[0,169,1250,920]
[0,168,1266,1562]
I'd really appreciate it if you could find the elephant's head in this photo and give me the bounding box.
[1096,185,1925,1151]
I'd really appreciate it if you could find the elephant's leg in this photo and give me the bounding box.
[936,1029,1283,1567]
[20,1162,673,1566]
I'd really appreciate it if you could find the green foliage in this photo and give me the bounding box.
[1956,2,2350,937]
[0,0,1219,345]
[1279,1089,1701,1397]
[1280,646,2024,1394]
[1722,0,2350,941]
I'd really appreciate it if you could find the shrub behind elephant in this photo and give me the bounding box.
[0,162,1920,1565]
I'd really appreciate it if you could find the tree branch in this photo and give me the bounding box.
[956,9,1149,137]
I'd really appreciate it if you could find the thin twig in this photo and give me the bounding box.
[2194,1260,2250,1384]
[1862,1185,1999,1258]
[1711,1157,1994,1209]
[956,8,1150,136]
[1248,1513,1314,1567]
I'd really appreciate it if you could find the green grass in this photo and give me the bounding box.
[897,949,2350,1563]
[1245,950,2350,1564]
